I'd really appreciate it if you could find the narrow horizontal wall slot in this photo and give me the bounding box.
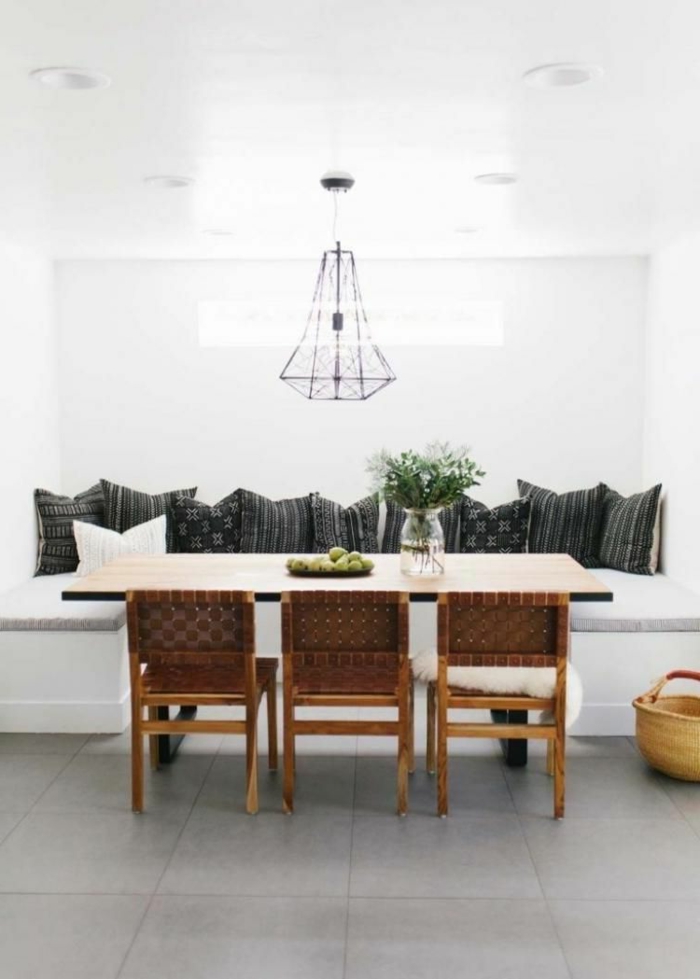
[198,298,504,348]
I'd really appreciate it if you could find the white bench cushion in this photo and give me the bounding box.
[572,569,700,633]
[0,574,125,632]
[2,568,698,636]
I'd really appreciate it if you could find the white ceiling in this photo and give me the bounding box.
[2,0,700,259]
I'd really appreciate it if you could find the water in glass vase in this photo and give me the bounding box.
[400,508,445,576]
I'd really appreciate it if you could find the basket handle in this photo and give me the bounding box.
[642,671,700,703]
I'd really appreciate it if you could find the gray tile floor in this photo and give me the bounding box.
[2,701,700,978]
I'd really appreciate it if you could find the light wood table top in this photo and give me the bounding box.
[62,553,613,603]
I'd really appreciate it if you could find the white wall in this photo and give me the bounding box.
[0,243,59,590]
[56,257,647,508]
[645,234,700,592]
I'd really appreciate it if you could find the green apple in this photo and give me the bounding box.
[347,560,363,571]
[291,558,308,572]
[347,551,362,563]
[360,558,374,571]
[328,546,347,562]
[334,556,350,571]
[307,557,323,572]
[285,557,295,569]
[320,560,335,572]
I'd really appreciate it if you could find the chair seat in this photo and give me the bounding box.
[448,684,507,697]
[447,684,553,698]
[143,657,278,695]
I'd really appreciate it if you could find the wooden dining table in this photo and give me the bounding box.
[62,552,613,603]
[62,552,613,765]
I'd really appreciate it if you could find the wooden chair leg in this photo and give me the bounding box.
[426,681,436,774]
[283,721,295,814]
[397,659,410,816]
[148,706,160,771]
[282,659,295,814]
[244,655,259,815]
[245,699,259,815]
[546,740,554,777]
[408,679,415,775]
[436,663,449,817]
[266,673,278,771]
[130,661,144,814]
[553,734,565,819]
[553,657,567,819]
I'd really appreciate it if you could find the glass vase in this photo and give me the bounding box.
[399,508,445,576]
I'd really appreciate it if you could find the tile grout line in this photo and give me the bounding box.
[0,738,87,850]
[3,889,700,902]
[503,759,576,979]
[112,749,219,979]
[341,744,358,979]
[628,731,700,838]
[654,777,700,840]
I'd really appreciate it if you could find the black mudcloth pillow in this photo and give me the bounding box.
[311,494,380,553]
[460,496,531,553]
[238,489,314,554]
[598,483,662,574]
[518,479,605,568]
[172,493,241,553]
[101,479,197,554]
[35,484,104,575]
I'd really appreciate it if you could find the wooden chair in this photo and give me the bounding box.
[429,591,569,818]
[281,590,413,815]
[126,589,278,814]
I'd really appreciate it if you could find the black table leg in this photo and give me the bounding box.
[491,709,529,767]
[157,706,197,764]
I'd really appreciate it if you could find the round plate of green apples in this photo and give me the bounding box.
[285,547,375,577]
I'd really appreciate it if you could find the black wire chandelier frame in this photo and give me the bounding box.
[279,174,396,401]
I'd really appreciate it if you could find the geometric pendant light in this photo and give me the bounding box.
[280,172,396,400]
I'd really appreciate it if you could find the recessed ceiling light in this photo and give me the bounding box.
[30,67,111,90]
[474,173,518,186]
[144,175,194,189]
[523,63,604,88]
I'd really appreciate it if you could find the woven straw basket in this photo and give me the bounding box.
[634,671,700,781]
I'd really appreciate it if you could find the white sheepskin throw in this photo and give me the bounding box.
[411,649,583,729]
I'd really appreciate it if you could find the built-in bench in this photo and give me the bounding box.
[1,568,699,735]
[0,574,128,732]
[569,569,700,735]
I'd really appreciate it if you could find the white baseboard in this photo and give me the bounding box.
[569,703,636,737]
[0,693,130,733]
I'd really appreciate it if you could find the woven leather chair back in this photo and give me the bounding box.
[282,591,409,695]
[126,589,254,666]
[439,591,569,668]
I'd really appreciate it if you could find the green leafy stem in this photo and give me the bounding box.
[367,440,486,510]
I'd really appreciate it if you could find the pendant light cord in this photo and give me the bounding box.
[332,191,339,243]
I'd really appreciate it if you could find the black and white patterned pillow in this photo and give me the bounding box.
[238,489,314,554]
[381,499,462,554]
[518,479,605,568]
[34,484,105,575]
[101,479,197,554]
[172,493,241,553]
[311,494,380,553]
[598,483,662,574]
[460,497,530,553]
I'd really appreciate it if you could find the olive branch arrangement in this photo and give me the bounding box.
[367,442,485,573]
[366,441,485,510]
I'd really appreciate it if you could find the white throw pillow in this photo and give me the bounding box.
[73,515,167,576]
